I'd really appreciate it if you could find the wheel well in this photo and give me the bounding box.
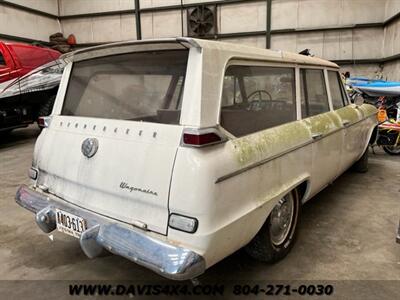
[295,181,309,203]
[369,125,378,144]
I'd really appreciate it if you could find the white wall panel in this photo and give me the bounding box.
[352,28,383,59]
[92,15,123,42]
[221,36,266,49]
[62,15,137,43]
[61,18,94,43]
[271,0,298,30]
[272,0,386,30]
[151,10,182,38]
[298,0,341,28]
[6,0,58,15]
[341,0,385,25]
[141,10,182,39]
[271,28,383,61]
[141,0,180,8]
[383,18,400,57]
[121,14,137,41]
[219,2,266,34]
[296,31,325,57]
[0,5,60,41]
[183,0,224,4]
[59,0,134,16]
[340,64,381,78]
[322,31,341,60]
[383,59,400,81]
[271,34,297,53]
[338,30,353,59]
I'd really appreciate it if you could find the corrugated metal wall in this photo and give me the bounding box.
[0,0,60,41]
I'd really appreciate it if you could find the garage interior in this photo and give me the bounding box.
[0,0,400,298]
[1,0,400,79]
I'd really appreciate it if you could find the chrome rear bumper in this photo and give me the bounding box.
[15,185,205,280]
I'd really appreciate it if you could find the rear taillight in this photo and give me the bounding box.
[38,116,52,128]
[169,214,198,233]
[28,167,38,180]
[182,128,227,147]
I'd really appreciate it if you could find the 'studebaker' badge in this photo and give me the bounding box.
[81,138,99,158]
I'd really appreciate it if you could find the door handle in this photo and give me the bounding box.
[342,121,351,127]
[312,133,323,140]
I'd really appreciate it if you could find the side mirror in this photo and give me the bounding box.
[354,95,364,106]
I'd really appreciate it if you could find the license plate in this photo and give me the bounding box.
[56,209,87,238]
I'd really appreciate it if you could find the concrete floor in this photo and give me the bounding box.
[0,126,399,298]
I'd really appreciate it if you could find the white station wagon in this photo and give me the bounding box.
[16,38,377,280]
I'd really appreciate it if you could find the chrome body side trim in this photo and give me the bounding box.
[215,139,314,184]
[216,114,374,184]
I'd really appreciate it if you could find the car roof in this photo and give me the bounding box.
[71,37,338,69]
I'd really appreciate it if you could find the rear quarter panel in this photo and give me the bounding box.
[168,121,313,267]
[356,103,379,154]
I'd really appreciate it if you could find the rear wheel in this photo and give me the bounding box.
[383,145,400,155]
[245,190,300,263]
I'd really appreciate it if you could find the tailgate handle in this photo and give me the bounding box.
[342,120,351,127]
[312,133,323,140]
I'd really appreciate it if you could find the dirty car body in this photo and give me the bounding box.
[16,38,377,280]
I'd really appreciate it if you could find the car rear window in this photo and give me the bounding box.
[62,50,188,125]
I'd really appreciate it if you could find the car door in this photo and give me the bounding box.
[300,68,343,197]
[327,70,364,173]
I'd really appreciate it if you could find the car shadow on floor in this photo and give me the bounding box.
[0,126,40,149]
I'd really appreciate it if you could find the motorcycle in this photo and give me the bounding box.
[370,96,400,155]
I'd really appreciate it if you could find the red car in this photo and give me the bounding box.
[0,41,61,133]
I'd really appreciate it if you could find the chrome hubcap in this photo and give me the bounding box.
[270,194,295,246]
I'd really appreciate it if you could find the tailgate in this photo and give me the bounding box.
[35,116,183,234]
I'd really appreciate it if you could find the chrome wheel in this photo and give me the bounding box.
[269,194,295,246]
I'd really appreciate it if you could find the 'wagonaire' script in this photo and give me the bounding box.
[120,182,158,197]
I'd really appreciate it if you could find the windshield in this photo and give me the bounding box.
[62,50,188,125]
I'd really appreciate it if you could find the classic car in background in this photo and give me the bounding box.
[0,41,62,133]
[16,38,377,280]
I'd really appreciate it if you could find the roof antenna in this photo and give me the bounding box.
[299,49,313,56]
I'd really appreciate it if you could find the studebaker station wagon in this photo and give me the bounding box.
[16,38,377,280]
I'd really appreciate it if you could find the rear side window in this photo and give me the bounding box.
[0,52,5,66]
[328,71,346,109]
[221,65,296,137]
[10,45,54,68]
[62,50,188,125]
[300,69,330,118]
